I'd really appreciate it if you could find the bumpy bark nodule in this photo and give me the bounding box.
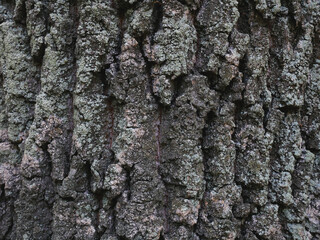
[0,0,319,239]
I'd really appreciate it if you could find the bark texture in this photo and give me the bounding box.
[0,0,320,239]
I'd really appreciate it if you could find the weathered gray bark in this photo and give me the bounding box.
[0,0,319,239]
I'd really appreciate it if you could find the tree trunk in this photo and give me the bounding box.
[0,0,319,239]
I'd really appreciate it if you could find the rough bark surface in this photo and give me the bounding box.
[0,0,320,239]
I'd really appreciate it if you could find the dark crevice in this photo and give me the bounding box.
[137,39,160,103]
[238,209,255,238]
[119,236,130,240]
[291,21,304,50]
[281,0,297,27]
[193,110,216,235]
[239,54,250,84]
[203,71,219,90]
[96,68,108,95]
[138,0,163,102]
[175,0,202,12]
[262,104,270,131]
[170,75,185,105]
[32,38,46,64]
[106,98,115,149]
[41,143,53,185]
[310,30,320,67]
[85,161,92,192]
[278,105,300,116]
[159,233,165,240]
[115,0,143,11]
[123,165,132,201]
[0,184,4,200]
[40,142,55,237]
[109,194,120,235]
[175,0,187,7]
[150,0,163,45]
[13,0,26,25]
[60,196,74,202]
[237,0,251,34]
[31,0,50,65]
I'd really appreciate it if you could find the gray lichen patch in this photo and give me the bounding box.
[0,21,39,143]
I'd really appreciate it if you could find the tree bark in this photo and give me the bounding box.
[0,0,319,239]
